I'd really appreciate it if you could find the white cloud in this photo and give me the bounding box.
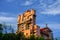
[20,0,37,6]
[0,16,17,33]
[48,23,60,30]
[37,0,60,15]
[0,12,9,15]
[0,12,17,17]
[0,16,17,23]
[58,0,60,3]
[41,9,60,15]
[21,1,32,6]
[37,23,60,30]
[24,1,32,6]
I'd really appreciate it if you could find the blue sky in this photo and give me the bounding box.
[0,0,60,38]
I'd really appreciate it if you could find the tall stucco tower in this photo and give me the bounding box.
[16,9,53,40]
[16,9,40,37]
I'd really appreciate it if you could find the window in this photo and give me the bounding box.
[33,32,36,34]
[26,33,28,35]
[22,29,24,31]
[30,30,34,34]
[26,24,30,29]
[19,24,24,30]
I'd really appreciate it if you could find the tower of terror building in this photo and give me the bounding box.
[16,9,53,40]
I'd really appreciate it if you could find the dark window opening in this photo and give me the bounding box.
[26,24,30,30]
[26,33,28,35]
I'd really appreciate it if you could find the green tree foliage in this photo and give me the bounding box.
[0,24,3,33]
[55,38,58,40]
[35,36,44,40]
[38,37,44,40]
[0,24,3,40]
[0,32,45,40]
[35,37,39,40]
[16,32,24,40]
[30,34,35,40]
[0,23,45,40]
[2,33,16,40]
